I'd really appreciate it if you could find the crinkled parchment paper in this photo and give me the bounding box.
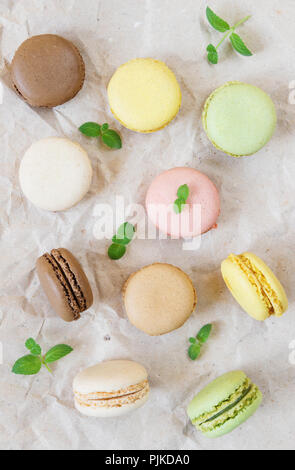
[0,0,295,450]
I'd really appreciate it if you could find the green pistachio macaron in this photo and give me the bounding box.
[187,371,262,438]
[202,81,277,157]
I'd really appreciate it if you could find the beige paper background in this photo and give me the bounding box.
[0,0,295,450]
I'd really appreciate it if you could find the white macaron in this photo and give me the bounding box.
[19,137,93,212]
[73,360,150,418]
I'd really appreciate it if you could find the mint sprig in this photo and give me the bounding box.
[206,6,252,64]
[188,324,212,361]
[174,184,190,214]
[79,122,122,150]
[108,222,136,260]
[12,339,73,375]
[206,7,230,32]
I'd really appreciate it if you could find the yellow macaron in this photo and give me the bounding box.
[107,58,182,133]
[221,252,288,321]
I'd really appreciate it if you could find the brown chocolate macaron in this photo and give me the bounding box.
[37,248,93,322]
[11,34,85,107]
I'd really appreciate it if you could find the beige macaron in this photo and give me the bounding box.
[73,360,149,418]
[123,263,197,336]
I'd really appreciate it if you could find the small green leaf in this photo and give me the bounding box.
[25,338,37,350]
[206,7,230,32]
[12,355,42,375]
[112,235,131,246]
[230,33,253,56]
[177,184,189,201]
[174,198,186,214]
[101,129,122,149]
[113,222,135,245]
[188,344,201,361]
[79,122,102,137]
[30,345,42,356]
[207,44,219,64]
[197,324,212,344]
[189,337,197,344]
[101,123,109,132]
[25,338,41,356]
[44,345,73,364]
[108,244,126,260]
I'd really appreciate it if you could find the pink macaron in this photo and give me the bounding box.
[146,167,220,239]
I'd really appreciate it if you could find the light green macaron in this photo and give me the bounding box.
[187,371,262,438]
[202,81,277,157]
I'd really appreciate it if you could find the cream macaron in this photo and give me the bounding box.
[19,137,93,212]
[107,58,182,133]
[73,360,149,418]
[123,263,197,336]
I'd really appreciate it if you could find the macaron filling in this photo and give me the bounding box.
[51,249,87,311]
[202,385,252,424]
[230,255,283,316]
[199,385,260,434]
[192,378,259,433]
[75,380,149,409]
[43,250,87,320]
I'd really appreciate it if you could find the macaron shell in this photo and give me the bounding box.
[203,82,277,157]
[73,360,149,418]
[51,249,93,310]
[242,252,288,316]
[221,257,271,321]
[11,34,85,107]
[108,58,181,133]
[73,360,148,394]
[203,389,263,438]
[123,263,197,336]
[146,167,220,238]
[37,254,81,322]
[187,371,248,421]
[19,137,93,212]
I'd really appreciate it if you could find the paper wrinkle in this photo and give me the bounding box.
[0,0,295,451]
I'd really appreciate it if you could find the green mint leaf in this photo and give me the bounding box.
[108,244,126,260]
[177,184,189,201]
[44,345,73,364]
[25,338,37,350]
[206,7,230,32]
[174,198,186,214]
[189,337,197,344]
[197,324,212,344]
[188,343,201,361]
[25,338,41,356]
[79,122,102,137]
[101,123,109,132]
[230,33,253,56]
[113,222,135,245]
[174,184,190,213]
[30,345,42,356]
[12,355,42,375]
[101,129,122,149]
[112,235,131,246]
[207,44,219,64]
